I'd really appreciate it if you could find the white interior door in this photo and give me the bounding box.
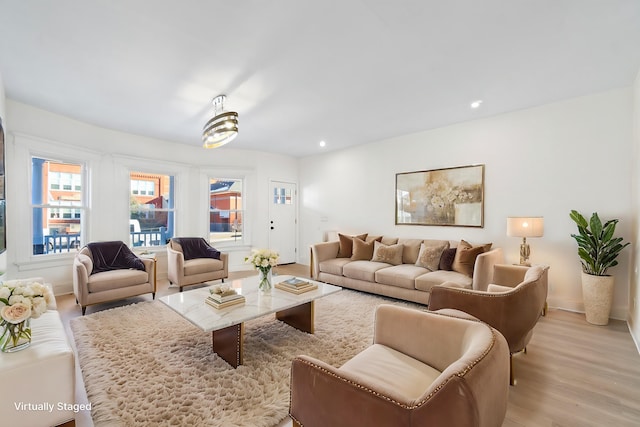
[269,180,297,264]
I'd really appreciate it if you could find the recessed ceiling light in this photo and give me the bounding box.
[319,140,326,148]
[470,100,483,109]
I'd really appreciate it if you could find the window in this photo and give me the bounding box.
[273,186,292,205]
[130,179,155,196]
[31,158,85,255]
[209,178,243,244]
[129,172,174,247]
[49,171,81,192]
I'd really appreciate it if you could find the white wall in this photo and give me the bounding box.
[631,69,640,347]
[0,72,5,118]
[299,88,634,320]
[4,100,298,294]
[0,72,6,276]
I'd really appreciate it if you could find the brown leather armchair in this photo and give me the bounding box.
[167,238,228,292]
[429,264,549,385]
[289,305,510,427]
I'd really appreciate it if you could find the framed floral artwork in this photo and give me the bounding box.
[395,164,484,227]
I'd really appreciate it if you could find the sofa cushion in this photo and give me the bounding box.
[375,264,430,289]
[184,258,224,276]
[343,261,390,282]
[487,283,513,293]
[371,241,404,266]
[398,239,423,264]
[352,237,382,261]
[340,343,442,402]
[337,233,367,258]
[415,241,450,271]
[87,269,150,293]
[415,270,472,292]
[319,258,353,276]
[381,236,399,245]
[452,240,488,278]
[439,248,457,271]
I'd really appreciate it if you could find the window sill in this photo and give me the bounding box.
[16,253,77,271]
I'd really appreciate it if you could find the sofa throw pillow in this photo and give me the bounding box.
[452,240,489,278]
[439,248,457,271]
[398,239,423,264]
[371,241,404,265]
[415,241,449,271]
[337,233,367,258]
[351,236,381,261]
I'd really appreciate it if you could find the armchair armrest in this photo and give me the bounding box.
[141,258,156,287]
[429,286,511,329]
[72,258,89,304]
[166,245,185,284]
[219,252,229,278]
[309,241,340,279]
[290,355,409,427]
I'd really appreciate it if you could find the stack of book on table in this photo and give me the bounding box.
[206,287,245,309]
[275,277,318,294]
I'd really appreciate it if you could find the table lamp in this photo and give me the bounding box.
[506,217,544,266]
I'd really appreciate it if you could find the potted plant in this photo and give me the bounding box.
[569,210,629,325]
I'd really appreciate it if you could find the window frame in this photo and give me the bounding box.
[208,176,246,248]
[30,156,88,257]
[128,170,176,249]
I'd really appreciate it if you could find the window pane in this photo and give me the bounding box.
[129,172,174,247]
[209,178,243,244]
[31,157,84,256]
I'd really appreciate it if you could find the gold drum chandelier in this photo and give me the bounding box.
[202,95,238,148]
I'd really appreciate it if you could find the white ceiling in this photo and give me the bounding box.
[1,0,639,158]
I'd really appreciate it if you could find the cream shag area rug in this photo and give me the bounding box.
[70,290,419,427]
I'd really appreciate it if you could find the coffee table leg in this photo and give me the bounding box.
[212,323,244,368]
[276,301,314,333]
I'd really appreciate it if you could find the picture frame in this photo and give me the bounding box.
[395,164,484,227]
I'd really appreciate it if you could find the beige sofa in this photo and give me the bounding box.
[1,278,75,426]
[310,234,503,305]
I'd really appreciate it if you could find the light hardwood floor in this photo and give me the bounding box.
[58,264,640,427]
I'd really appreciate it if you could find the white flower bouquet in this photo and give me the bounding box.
[0,281,54,352]
[245,249,279,291]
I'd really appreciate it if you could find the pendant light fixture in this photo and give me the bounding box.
[202,95,239,149]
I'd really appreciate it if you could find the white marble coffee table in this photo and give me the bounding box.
[159,275,341,367]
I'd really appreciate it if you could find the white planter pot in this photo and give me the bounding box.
[581,272,615,325]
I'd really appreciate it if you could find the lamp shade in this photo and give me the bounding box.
[506,217,544,238]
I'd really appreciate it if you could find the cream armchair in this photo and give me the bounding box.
[289,305,510,427]
[167,238,228,292]
[429,264,549,384]
[73,241,155,315]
